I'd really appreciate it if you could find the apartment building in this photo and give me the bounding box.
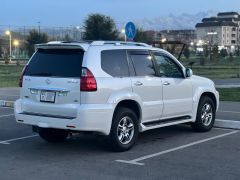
[195,12,240,51]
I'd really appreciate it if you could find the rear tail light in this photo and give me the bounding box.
[80,67,97,91]
[19,65,28,87]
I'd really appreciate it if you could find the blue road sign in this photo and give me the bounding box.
[125,22,136,39]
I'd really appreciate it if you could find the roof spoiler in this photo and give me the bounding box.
[35,42,87,51]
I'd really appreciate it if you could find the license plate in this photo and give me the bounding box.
[40,91,56,103]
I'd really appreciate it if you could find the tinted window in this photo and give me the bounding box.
[101,50,129,77]
[153,53,183,78]
[130,51,155,76]
[25,49,84,78]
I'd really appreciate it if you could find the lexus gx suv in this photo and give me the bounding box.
[14,41,219,151]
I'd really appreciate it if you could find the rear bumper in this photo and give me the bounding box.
[14,99,114,135]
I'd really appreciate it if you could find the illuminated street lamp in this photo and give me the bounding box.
[207,32,218,35]
[13,39,20,58]
[5,30,12,62]
[161,38,167,43]
[121,29,126,42]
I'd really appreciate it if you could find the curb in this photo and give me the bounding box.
[0,100,14,108]
[215,119,240,130]
[216,85,240,88]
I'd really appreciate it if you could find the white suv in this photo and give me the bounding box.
[14,41,219,151]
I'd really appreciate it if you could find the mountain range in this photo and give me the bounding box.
[123,11,217,30]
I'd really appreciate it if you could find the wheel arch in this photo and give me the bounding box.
[200,92,217,110]
[113,99,142,123]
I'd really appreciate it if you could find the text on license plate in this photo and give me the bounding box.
[40,91,56,103]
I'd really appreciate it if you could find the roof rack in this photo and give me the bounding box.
[91,41,151,47]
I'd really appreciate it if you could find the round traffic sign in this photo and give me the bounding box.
[125,22,136,39]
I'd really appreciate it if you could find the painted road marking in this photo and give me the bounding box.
[116,130,239,166]
[0,114,14,118]
[0,135,38,145]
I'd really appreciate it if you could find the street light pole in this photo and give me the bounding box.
[5,30,12,62]
[38,21,41,34]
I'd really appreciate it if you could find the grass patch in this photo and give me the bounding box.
[0,65,24,87]
[191,66,240,79]
[217,88,240,102]
[181,56,240,79]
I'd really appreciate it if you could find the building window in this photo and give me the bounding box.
[232,34,236,38]
[231,40,236,44]
[232,27,236,31]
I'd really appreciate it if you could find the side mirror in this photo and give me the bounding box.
[186,68,193,78]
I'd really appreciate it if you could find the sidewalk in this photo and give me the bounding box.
[213,78,240,88]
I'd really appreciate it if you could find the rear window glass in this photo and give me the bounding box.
[25,49,84,78]
[101,50,129,77]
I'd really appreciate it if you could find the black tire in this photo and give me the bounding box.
[107,107,139,152]
[192,96,216,132]
[39,128,69,142]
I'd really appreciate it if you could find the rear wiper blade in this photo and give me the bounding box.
[30,73,53,76]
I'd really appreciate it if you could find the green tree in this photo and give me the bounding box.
[203,45,209,57]
[134,28,153,43]
[25,29,48,56]
[83,14,118,40]
[212,45,219,60]
[229,52,234,61]
[183,46,190,59]
[220,49,228,58]
[236,46,240,56]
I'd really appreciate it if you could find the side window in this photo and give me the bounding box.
[153,53,183,78]
[101,50,129,77]
[129,51,156,77]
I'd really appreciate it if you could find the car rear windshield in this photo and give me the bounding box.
[25,49,84,78]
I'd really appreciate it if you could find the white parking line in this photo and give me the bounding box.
[218,110,240,114]
[0,114,14,118]
[116,130,239,166]
[0,135,38,145]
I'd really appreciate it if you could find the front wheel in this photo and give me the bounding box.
[192,96,216,132]
[39,128,69,142]
[107,107,139,152]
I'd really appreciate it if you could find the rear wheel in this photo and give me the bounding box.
[192,96,216,132]
[39,128,69,142]
[108,107,139,152]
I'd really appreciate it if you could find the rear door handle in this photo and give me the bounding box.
[134,81,143,86]
[163,81,170,86]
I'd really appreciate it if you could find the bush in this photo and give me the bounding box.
[220,49,228,57]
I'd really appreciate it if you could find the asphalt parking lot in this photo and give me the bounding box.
[0,88,240,179]
[0,107,240,180]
